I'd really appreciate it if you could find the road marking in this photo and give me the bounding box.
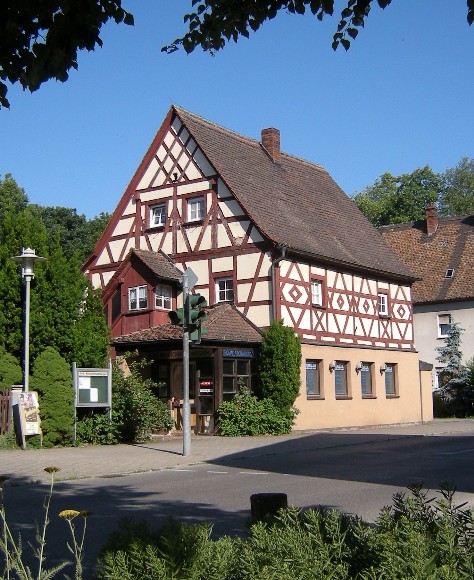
[173,469,194,472]
[239,471,268,475]
[434,448,474,455]
[207,470,228,474]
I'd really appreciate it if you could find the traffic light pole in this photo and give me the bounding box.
[182,272,191,457]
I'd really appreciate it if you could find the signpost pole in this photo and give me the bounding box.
[182,272,191,457]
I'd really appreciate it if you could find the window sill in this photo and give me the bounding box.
[306,395,324,400]
[379,314,391,319]
[385,394,399,399]
[335,396,352,400]
[362,395,377,399]
[311,304,326,309]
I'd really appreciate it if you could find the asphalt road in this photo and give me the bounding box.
[3,426,474,576]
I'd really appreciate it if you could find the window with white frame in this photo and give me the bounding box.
[311,280,323,307]
[384,363,397,396]
[306,360,321,398]
[150,203,166,227]
[438,314,452,338]
[188,196,204,222]
[128,285,148,310]
[155,284,172,310]
[378,293,389,316]
[216,277,234,303]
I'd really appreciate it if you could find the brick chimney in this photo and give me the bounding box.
[425,203,438,236]
[261,128,281,165]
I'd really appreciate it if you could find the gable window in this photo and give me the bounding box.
[384,363,397,396]
[150,203,166,228]
[311,280,324,307]
[128,285,148,310]
[378,293,389,317]
[360,362,373,397]
[445,269,455,279]
[334,361,348,397]
[188,196,204,222]
[306,360,322,398]
[438,314,452,338]
[155,284,172,310]
[216,277,234,303]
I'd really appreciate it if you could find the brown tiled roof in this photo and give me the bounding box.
[113,303,262,345]
[380,214,474,304]
[131,249,182,281]
[173,106,416,282]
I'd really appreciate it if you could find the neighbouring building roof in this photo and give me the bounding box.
[113,303,263,345]
[172,106,417,282]
[380,211,474,304]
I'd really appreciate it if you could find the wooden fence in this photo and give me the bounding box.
[0,389,12,435]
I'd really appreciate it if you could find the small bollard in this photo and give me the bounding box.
[250,493,288,523]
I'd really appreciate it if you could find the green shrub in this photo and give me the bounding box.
[0,346,22,391]
[217,388,298,436]
[258,320,302,413]
[30,347,74,447]
[96,485,474,580]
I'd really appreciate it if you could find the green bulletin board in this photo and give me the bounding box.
[73,363,112,408]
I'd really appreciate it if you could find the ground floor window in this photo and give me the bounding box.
[384,363,397,396]
[334,361,348,397]
[360,362,373,397]
[306,359,321,398]
[223,358,251,400]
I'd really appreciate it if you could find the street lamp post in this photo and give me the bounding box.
[12,248,45,392]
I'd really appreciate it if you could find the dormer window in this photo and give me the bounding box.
[129,285,148,310]
[155,284,172,310]
[445,268,455,279]
[150,203,166,228]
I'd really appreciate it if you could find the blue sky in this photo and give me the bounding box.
[1,0,473,219]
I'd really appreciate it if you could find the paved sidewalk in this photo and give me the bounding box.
[1,419,473,486]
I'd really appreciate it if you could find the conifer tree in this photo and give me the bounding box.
[258,320,301,413]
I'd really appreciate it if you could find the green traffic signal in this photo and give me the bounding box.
[168,307,185,326]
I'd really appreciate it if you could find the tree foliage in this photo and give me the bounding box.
[30,346,74,447]
[0,346,22,391]
[258,319,301,412]
[0,0,134,108]
[353,159,474,226]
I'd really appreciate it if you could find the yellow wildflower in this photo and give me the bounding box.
[59,509,80,520]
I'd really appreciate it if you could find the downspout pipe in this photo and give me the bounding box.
[271,244,287,322]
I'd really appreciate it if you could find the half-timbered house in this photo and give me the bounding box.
[84,106,433,432]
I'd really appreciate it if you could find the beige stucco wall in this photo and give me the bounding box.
[294,344,432,430]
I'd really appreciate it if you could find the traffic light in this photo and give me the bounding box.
[189,293,208,342]
[168,307,185,326]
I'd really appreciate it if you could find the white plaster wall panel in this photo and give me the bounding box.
[160,235,173,256]
[212,256,233,273]
[359,317,374,338]
[334,274,346,290]
[122,198,136,216]
[151,170,165,188]
[369,322,379,338]
[340,338,353,344]
[353,276,362,293]
[95,248,110,266]
[170,140,182,160]
[344,316,354,335]
[163,156,174,174]
[310,266,326,277]
[237,252,260,279]
[109,239,125,263]
[327,315,339,334]
[185,163,202,181]
[279,260,291,278]
[378,281,389,291]
[228,221,249,242]
[246,305,270,327]
[177,181,210,195]
[216,224,233,248]
[298,309,311,330]
[177,236,187,254]
[91,272,101,289]
[193,148,215,177]
[137,157,159,190]
[186,260,208,285]
[335,314,348,333]
[186,227,201,249]
[327,270,336,287]
[332,292,350,311]
[219,199,245,218]
[259,253,273,277]
[367,279,377,294]
[200,227,212,251]
[321,336,336,342]
[343,273,353,292]
[238,283,251,302]
[112,217,134,237]
[140,186,173,202]
[297,263,310,281]
[392,325,401,341]
[102,271,115,287]
[248,281,269,303]
[358,340,372,346]
[248,226,264,243]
